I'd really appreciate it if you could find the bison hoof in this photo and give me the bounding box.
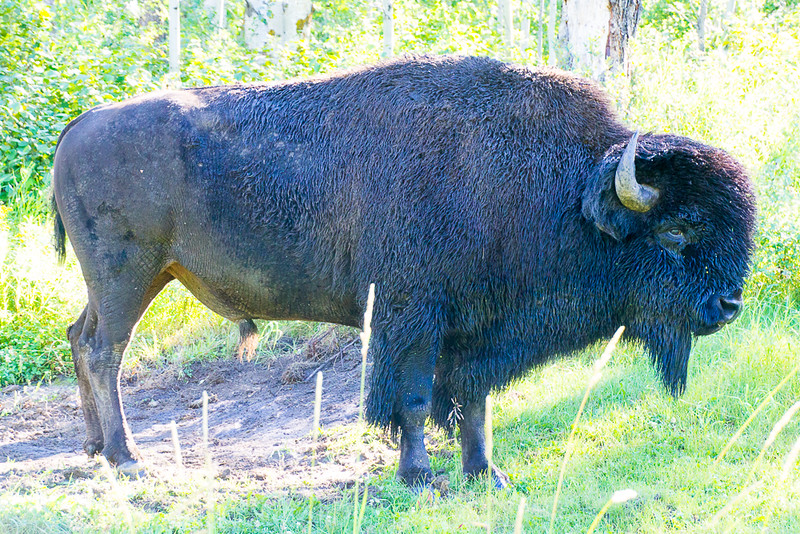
[83,439,104,457]
[465,464,510,489]
[490,465,511,489]
[397,466,434,488]
[116,460,147,479]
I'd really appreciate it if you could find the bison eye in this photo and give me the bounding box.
[659,227,687,250]
[667,228,683,238]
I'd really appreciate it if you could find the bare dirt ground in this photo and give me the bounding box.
[0,329,425,497]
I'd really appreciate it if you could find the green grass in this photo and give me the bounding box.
[1,295,798,532]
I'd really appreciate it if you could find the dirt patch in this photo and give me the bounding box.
[0,330,411,495]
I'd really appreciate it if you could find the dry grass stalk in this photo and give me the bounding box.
[308,371,323,534]
[201,389,215,534]
[779,433,800,483]
[357,283,376,425]
[714,361,800,466]
[548,326,625,534]
[353,283,375,534]
[707,480,764,529]
[170,420,183,468]
[485,394,493,534]
[586,489,637,534]
[202,390,210,468]
[513,496,527,534]
[313,371,323,443]
[743,400,800,487]
[708,400,800,530]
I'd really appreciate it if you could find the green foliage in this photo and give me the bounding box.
[0,0,164,216]
[0,210,78,386]
[763,0,800,15]
[618,13,800,301]
[640,0,698,40]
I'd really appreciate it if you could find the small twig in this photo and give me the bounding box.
[304,338,358,382]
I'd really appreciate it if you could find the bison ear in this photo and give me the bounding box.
[582,190,641,241]
[581,140,649,241]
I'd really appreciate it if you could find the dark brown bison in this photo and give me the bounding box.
[52,55,756,487]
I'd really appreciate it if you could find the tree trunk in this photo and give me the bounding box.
[697,0,708,52]
[137,0,163,27]
[521,0,531,51]
[204,0,226,28]
[169,0,180,77]
[558,0,611,78]
[608,0,640,74]
[382,0,394,58]
[538,0,545,60]
[498,0,513,49]
[726,0,736,18]
[244,0,312,50]
[722,0,735,31]
[559,0,640,79]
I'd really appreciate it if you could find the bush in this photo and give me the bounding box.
[0,209,81,386]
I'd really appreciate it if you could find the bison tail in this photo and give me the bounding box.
[51,110,92,266]
[52,194,66,265]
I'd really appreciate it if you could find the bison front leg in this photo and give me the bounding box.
[366,325,439,488]
[459,399,510,488]
[395,339,438,487]
[397,398,432,486]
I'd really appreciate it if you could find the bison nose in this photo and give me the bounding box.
[716,289,743,324]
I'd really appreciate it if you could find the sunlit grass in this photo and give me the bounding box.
[0,292,798,532]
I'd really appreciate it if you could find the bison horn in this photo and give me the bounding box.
[614,131,660,212]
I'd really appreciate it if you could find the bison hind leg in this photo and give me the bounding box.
[237,319,259,362]
[69,305,105,457]
[68,263,174,473]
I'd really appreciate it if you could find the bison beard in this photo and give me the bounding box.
[52,55,756,488]
[632,322,692,397]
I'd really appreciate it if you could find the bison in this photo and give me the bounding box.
[52,55,756,487]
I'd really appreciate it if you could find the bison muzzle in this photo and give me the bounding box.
[52,55,756,487]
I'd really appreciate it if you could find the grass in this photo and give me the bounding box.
[0,296,798,532]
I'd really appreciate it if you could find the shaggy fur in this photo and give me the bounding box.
[52,55,756,477]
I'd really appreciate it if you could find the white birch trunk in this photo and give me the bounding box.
[382,0,394,58]
[498,0,513,48]
[521,0,532,51]
[697,0,708,52]
[537,0,544,60]
[559,0,611,79]
[245,0,312,50]
[204,0,225,28]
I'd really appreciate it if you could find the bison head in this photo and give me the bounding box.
[582,132,757,395]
